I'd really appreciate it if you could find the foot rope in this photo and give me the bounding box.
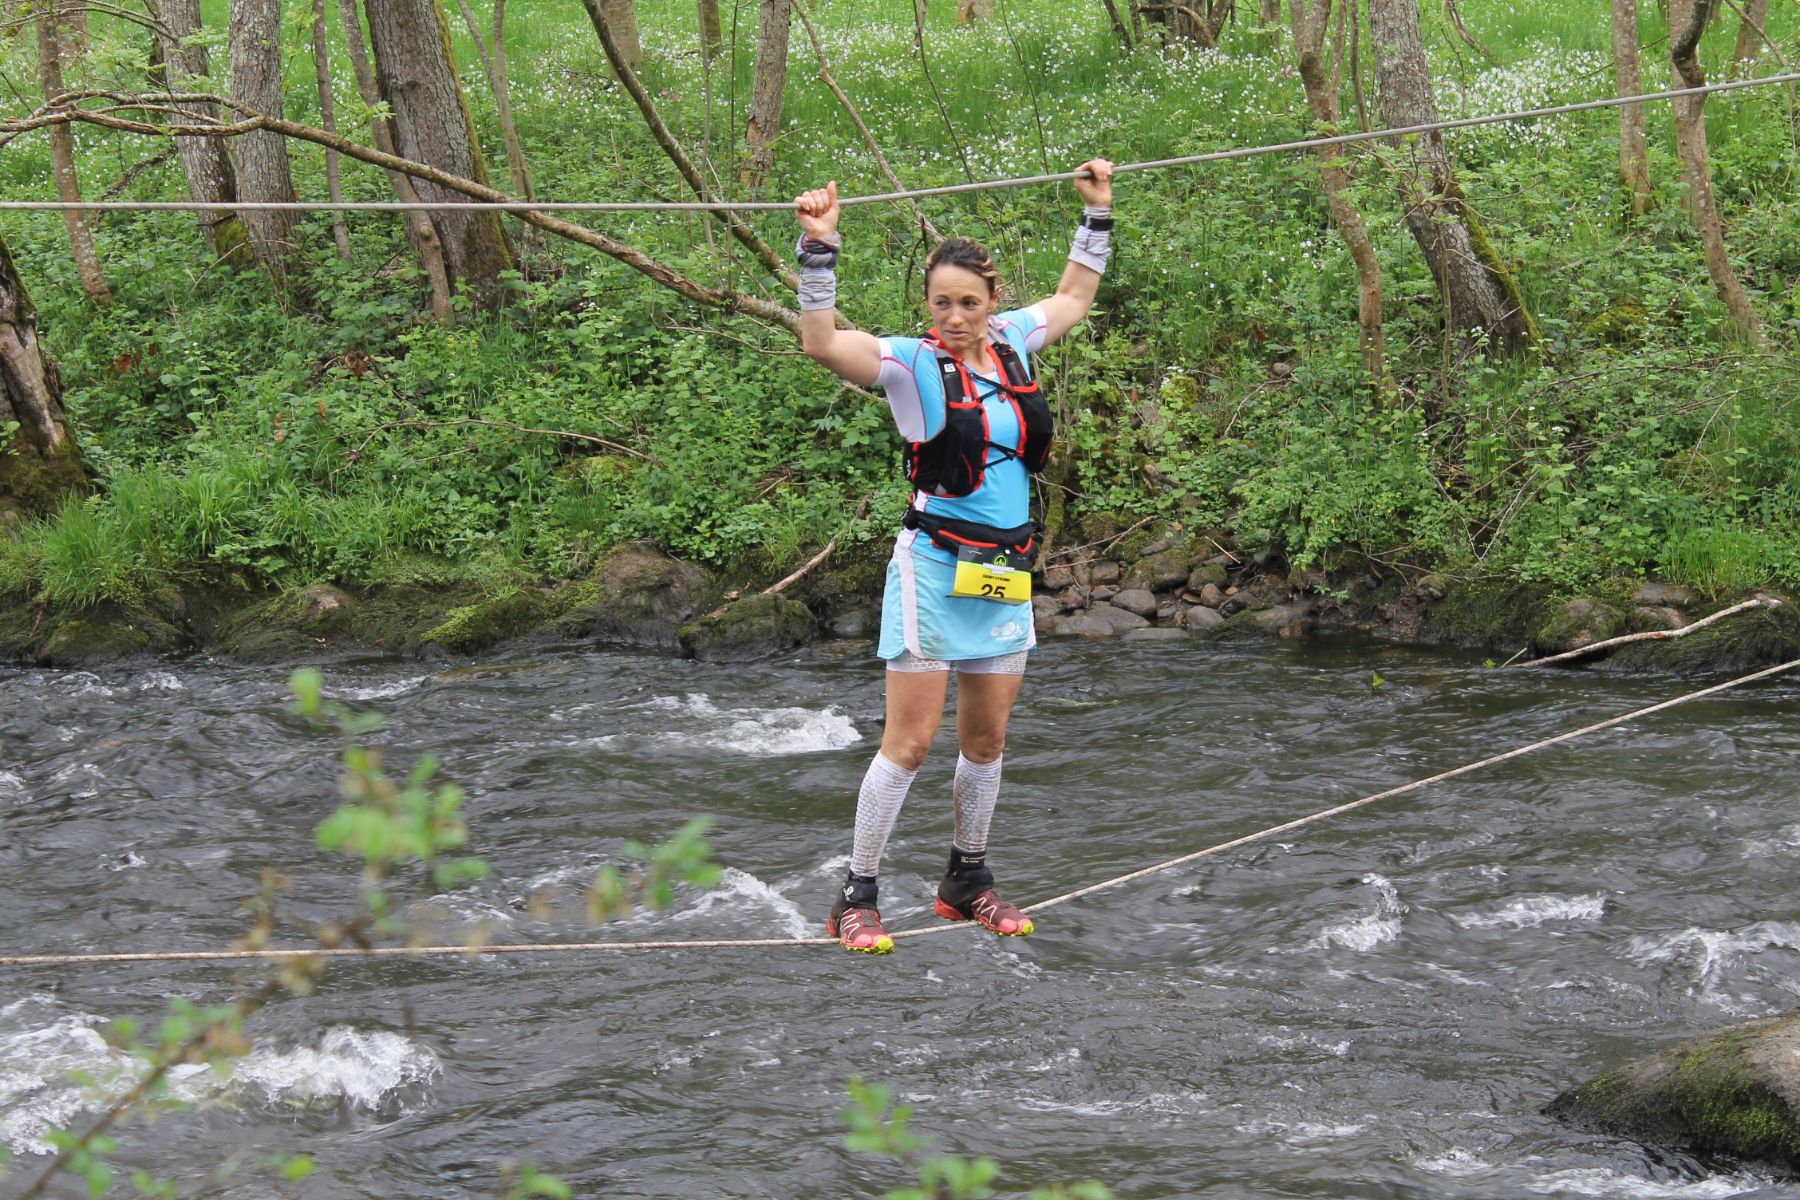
[5,656,1796,969]
[0,72,1795,214]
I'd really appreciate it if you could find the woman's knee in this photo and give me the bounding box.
[880,733,934,772]
[959,731,1006,763]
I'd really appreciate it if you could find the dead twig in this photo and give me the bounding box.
[703,491,874,619]
[1514,596,1781,669]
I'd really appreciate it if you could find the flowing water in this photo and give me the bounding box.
[3,636,1800,1198]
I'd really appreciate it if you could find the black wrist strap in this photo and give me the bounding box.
[1079,214,1114,231]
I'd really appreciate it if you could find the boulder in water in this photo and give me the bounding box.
[1546,1011,1800,1175]
[679,593,818,662]
[555,542,714,651]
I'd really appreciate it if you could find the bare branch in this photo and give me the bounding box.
[3,90,803,332]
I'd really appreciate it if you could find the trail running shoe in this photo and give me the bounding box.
[827,874,895,954]
[935,849,1034,937]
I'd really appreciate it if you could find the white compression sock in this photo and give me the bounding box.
[952,753,1004,856]
[850,752,919,877]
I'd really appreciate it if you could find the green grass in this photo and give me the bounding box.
[1,0,1797,608]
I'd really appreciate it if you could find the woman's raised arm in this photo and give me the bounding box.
[795,181,882,387]
[1034,158,1115,347]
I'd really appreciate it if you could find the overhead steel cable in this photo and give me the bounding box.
[4,653,1796,968]
[0,71,1796,214]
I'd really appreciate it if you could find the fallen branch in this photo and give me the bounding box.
[704,491,873,619]
[1514,596,1781,669]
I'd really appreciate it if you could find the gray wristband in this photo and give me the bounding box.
[798,266,838,312]
[1069,204,1112,274]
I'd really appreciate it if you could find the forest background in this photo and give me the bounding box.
[0,0,1796,619]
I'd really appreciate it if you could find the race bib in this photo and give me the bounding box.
[950,545,1031,604]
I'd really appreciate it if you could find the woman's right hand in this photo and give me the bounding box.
[795,181,841,240]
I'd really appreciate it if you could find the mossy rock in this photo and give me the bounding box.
[678,593,818,662]
[1536,597,1629,655]
[420,588,561,655]
[213,584,363,661]
[554,542,715,651]
[1417,580,1548,650]
[40,610,183,665]
[1547,1011,1800,1175]
[1609,592,1800,675]
[1582,300,1648,345]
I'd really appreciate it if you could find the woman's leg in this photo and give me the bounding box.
[830,664,951,952]
[937,664,1033,935]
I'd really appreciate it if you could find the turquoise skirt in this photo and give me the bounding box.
[876,529,1037,661]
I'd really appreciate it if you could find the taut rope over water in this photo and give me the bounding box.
[5,657,1797,969]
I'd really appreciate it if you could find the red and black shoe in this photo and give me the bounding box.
[827,873,895,954]
[933,849,1034,937]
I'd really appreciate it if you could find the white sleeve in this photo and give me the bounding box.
[876,337,932,443]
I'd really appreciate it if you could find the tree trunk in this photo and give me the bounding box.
[1261,0,1283,48]
[697,0,723,58]
[1670,0,1764,345]
[1151,0,1231,47]
[1611,0,1652,218]
[1290,0,1385,387]
[742,0,791,191]
[339,0,455,320]
[155,0,255,268]
[363,0,514,312]
[229,0,300,277]
[1728,0,1768,77]
[33,0,110,305]
[312,0,352,259]
[1367,0,1534,354]
[451,0,532,201]
[598,0,641,75]
[0,233,86,524]
[955,0,994,20]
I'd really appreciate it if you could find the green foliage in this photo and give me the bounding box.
[1,0,1796,608]
[844,1078,1112,1200]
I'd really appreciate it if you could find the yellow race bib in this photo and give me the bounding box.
[950,546,1031,604]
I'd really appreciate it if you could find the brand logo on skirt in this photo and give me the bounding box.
[990,621,1021,640]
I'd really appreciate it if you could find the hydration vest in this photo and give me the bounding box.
[901,334,1054,499]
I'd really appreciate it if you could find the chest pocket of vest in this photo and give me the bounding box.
[902,342,1052,497]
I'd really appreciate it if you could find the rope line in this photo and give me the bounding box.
[6,656,1795,969]
[0,72,1794,214]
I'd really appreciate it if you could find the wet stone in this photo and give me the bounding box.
[1111,588,1158,618]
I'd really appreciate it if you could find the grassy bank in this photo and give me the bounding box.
[1,0,1796,617]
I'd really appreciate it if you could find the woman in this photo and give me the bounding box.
[794,159,1115,953]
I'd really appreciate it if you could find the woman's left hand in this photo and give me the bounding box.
[1073,157,1114,208]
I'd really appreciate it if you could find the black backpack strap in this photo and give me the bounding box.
[903,508,1040,559]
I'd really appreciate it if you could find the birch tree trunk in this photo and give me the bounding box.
[697,0,723,57]
[1291,0,1385,387]
[1670,0,1764,345]
[1611,0,1652,218]
[229,0,300,277]
[155,0,254,267]
[1367,0,1534,354]
[1729,0,1768,77]
[312,0,352,259]
[339,0,454,319]
[0,233,86,524]
[598,0,641,74]
[742,0,791,191]
[33,0,110,305]
[363,0,514,312]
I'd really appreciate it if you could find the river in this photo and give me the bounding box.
[3,637,1799,1198]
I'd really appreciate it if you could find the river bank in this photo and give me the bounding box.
[5,518,1795,671]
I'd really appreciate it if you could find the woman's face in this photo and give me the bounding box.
[925,264,996,350]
